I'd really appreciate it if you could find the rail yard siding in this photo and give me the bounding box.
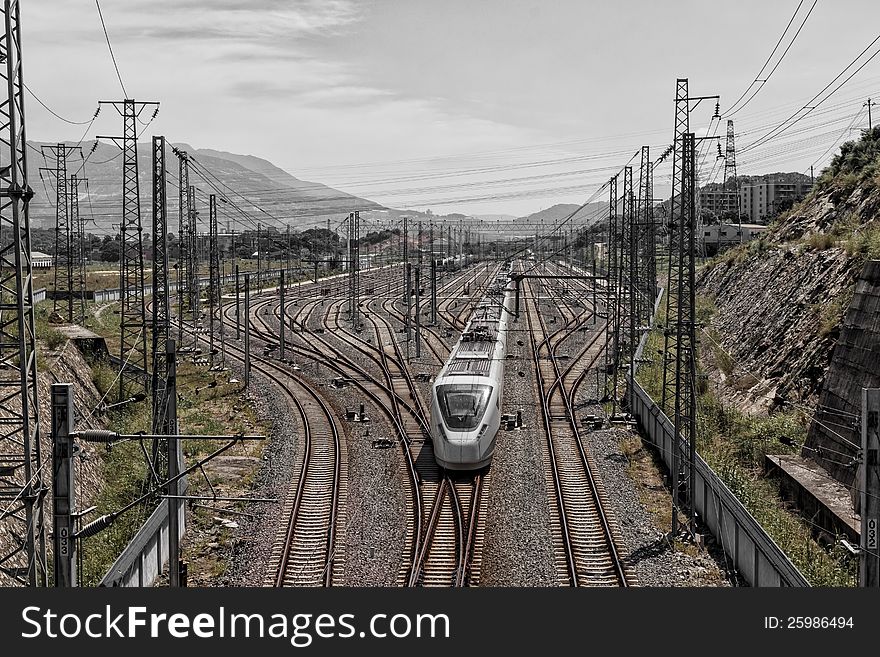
[627,378,810,587]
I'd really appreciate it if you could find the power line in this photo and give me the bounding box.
[742,31,880,153]
[724,0,819,118]
[23,84,96,125]
[95,0,128,98]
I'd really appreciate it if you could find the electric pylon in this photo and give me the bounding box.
[603,175,618,407]
[69,174,87,324]
[208,194,219,368]
[173,149,187,340]
[187,185,198,334]
[670,132,698,539]
[97,99,159,398]
[636,145,656,327]
[151,136,170,434]
[41,144,80,322]
[0,0,47,586]
[661,79,689,414]
[348,211,360,326]
[617,166,634,408]
[723,119,741,232]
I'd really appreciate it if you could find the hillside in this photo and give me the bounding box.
[516,202,608,227]
[697,127,880,413]
[26,139,385,234]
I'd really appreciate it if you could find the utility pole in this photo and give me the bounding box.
[861,388,879,587]
[97,99,159,398]
[430,221,437,325]
[256,222,262,294]
[208,195,219,369]
[165,339,182,587]
[415,265,421,359]
[41,144,79,322]
[235,264,240,340]
[244,274,251,388]
[279,269,286,361]
[51,384,75,587]
[0,0,47,586]
[69,174,87,324]
[865,98,874,131]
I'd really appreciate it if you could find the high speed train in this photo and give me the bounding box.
[431,264,515,470]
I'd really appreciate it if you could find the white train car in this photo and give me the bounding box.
[431,266,514,470]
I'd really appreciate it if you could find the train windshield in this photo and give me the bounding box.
[437,384,492,431]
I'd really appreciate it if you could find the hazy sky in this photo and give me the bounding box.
[21,0,880,218]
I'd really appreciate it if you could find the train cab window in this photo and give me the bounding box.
[437,384,492,430]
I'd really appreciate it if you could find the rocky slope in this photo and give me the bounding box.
[697,135,880,414]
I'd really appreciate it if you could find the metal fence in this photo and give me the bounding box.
[626,377,810,587]
[99,498,185,587]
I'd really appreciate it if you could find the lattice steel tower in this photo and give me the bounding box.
[41,144,78,322]
[661,79,690,414]
[636,145,656,328]
[347,211,360,326]
[723,119,741,230]
[603,175,618,406]
[618,166,634,404]
[174,148,189,342]
[151,136,171,435]
[187,184,198,332]
[97,99,159,398]
[69,174,87,324]
[208,194,219,367]
[670,132,698,538]
[0,0,47,586]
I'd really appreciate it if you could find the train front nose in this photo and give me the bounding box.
[434,429,483,468]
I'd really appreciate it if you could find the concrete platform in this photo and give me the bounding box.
[765,453,860,543]
[55,324,109,360]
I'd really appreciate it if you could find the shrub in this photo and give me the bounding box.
[44,328,67,350]
[805,233,834,251]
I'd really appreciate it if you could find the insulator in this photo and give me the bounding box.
[75,514,115,538]
[75,429,116,443]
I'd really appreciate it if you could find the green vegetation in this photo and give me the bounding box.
[805,232,834,251]
[844,223,880,259]
[817,125,880,192]
[815,298,847,339]
[636,298,857,586]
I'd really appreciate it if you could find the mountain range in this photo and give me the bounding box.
[27,140,385,235]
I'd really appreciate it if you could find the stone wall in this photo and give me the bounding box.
[805,259,880,488]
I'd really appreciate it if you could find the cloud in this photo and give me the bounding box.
[115,0,366,42]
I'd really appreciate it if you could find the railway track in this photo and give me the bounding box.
[176,314,347,587]
[524,276,635,587]
[203,261,507,587]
